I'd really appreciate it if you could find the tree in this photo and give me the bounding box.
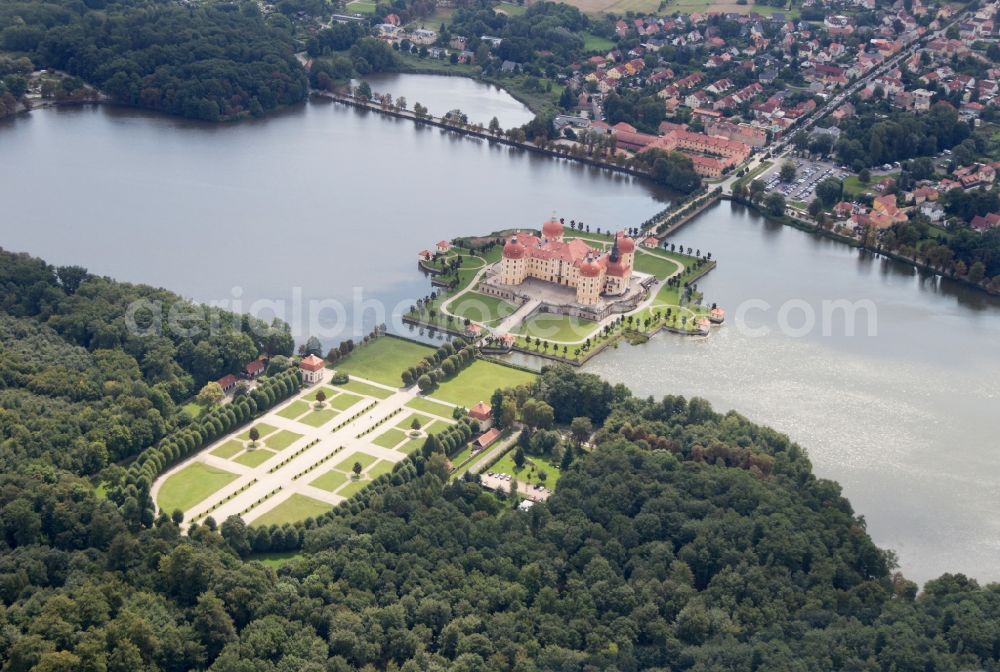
[197,382,224,407]
[193,591,238,661]
[514,445,526,469]
[521,399,555,429]
[808,198,823,217]
[779,161,797,183]
[859,168,871,184]
[417,374,434,393]
[816,178,843,206]
[968,261,986,283]
[315,390,326,407]
[352,461,363,477]
[764,192,786,217]
[248,426,260,446]
[570,416,593,444]
[411,418,422,431]
[356,80,372,98]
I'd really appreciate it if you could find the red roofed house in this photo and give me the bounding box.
[475,427,501,449]
[300,354,325,385]
[244,359,265,379]
[436,240,452,253]
[217,374,238,394]
[469,401,493,429]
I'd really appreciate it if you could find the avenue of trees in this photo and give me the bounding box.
[0,0,308,120]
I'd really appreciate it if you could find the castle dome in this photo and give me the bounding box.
[605,258,629,277]
[503,236,526,259]
[616,232,636,253]
[579,259,601,277]
[542,217,564,239]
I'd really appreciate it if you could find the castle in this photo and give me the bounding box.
[499,218,636,305]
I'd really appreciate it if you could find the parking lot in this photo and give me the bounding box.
[760,158,851,207]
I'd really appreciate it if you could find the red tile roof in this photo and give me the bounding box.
[300,354,325,372]
[469,401,492,420]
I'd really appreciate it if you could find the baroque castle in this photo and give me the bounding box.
[500,218,636,305]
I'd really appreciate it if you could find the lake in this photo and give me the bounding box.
[585,202,1000,585]
[1,76,998,585]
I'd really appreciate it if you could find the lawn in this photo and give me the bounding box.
[406,396,456,418]
[335,379,395,399]
[335,452,379,473]
[332,336,435,387]
[448,292,516,326]
[491,452,562,487]
[265,430,302,451]
[211,439,245,459]
[309,469,349,492]
[249,551,304,568]
[329,392,364,411]
[238,423,277,441]
[182,402,204,419]
[299,409,337,428]
[339,478,372,498]
[843,173,897,198]
[251,494,331,527]
[515,313,597,343]
[345,0,377,14]
[234,448,277,468]
[582,32,615,52]
[373,428,408,449]
[399,437,425,455]
[430,360,536,407]
[495,1,527,15]
[367,460,396,480]
[305,387,336,402]
[277,400,310,419]
[634,251,681,280]
[157,463,238,514]
[395,413,432,430]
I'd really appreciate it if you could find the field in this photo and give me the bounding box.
[298,409,337,427]
[335,378,394,399]
[250,552,304,568]
[211,439,245,459]
[265,430,302,451]
[396,413,431,430]
[373,428,408,448]
[332,336,434,387]
[406,396,456,418]
[309,469,349,492]
[277,400,310,419]
[251,494,331,527]
[490,451,562,487]
[449,292,516,326]
[431,360,536,407]
[234,449,277,468]
[514,313,597,343]
[238,423,277,441]
[157,463,238,514]
[339,478,373,498]
[345,0,377,14]
[582,32,616,52]
[633,251,681,280]
[335,452,379,473]
[494,1,527,15]
[329,392,364,410]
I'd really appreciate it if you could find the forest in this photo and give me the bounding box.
[0,0,308,120]
[834,102,973,170]
[0,248,293,476]
[1,251,999,671]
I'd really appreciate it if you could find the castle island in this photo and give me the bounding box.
[412,215,723,364]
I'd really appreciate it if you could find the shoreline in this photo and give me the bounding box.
[728,196,999,298]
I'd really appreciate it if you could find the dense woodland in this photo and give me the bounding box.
[0,250,999,670]
[0,248,293,476]
[0,0,308,120]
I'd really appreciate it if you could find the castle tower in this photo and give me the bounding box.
[542,215,564,243]
[501,235,528,285]
[616,231,636,270]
